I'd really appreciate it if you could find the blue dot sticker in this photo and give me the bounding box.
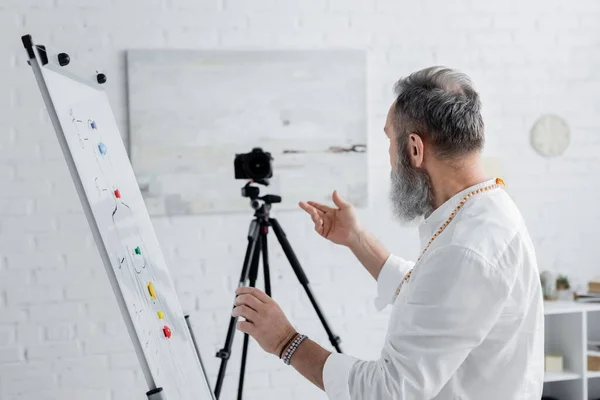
[98,142,107,155]
[90,121,97,130]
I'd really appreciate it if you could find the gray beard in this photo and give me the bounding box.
[389,149,434,225]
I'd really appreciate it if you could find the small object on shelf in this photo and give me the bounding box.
[556,275,570,290]
[589,354,600,371]
[589,278,600,294]
[545,354,563,373]
[541,271,557,300]
[556,275,571,301]
[588,341,600,352]
[574,293,600,303]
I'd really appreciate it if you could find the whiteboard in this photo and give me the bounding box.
[23,37,213,400]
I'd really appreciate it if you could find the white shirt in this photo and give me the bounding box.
[323,179,544,400]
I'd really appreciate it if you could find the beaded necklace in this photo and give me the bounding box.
[394,178,506,297]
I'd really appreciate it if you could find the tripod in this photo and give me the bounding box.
[214,183,343,399]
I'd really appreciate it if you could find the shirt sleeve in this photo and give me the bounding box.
[374,254,414,311]
[323,245,512,400]
[323,353,360,400]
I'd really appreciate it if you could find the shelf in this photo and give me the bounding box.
[589,350,600,357]
[578,302,600,312]
[544,371,581,382]
[544,301,600,315]
[545,301,588,315]
[588,371,600,378]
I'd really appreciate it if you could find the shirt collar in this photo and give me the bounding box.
[418,178,498,246]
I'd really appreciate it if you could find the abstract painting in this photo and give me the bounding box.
[127,50,367,215]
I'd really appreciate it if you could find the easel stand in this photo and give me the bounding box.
[21,33,214,400]
[214,184,343,400]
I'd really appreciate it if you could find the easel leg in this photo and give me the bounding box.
[185,315,217,400]
[147,387,166,400]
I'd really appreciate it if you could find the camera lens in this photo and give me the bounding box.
[234,147,273,182]
[245,151,272,180]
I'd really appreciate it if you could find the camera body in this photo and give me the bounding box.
[234,147,273,182]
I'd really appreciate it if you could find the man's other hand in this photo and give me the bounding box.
[299,190,362,247]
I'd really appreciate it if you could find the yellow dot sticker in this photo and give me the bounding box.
[147,282,157,299]
[157,311,164,319]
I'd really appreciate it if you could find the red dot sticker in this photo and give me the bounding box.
[163,326,171,339]
[114,189,121,198]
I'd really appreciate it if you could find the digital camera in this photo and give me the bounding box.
[234,148,273,182]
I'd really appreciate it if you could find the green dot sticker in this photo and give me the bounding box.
[135,246,141,255]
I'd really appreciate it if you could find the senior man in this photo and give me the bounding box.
[232,66,544,399]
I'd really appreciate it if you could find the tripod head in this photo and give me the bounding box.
[241,181,282,213]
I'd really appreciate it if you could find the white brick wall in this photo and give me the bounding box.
[1,1,600,399]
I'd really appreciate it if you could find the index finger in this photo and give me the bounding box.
[306,201,334,213]
[299,202,324,222]
[299,201,318,214]
[235,286,272,303]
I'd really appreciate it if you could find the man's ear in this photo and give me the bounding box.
[408,133,425,168]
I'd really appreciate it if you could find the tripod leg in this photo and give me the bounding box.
[237,235,261,400]
[238,334,251,400]
[214,221,260,399]
[261,226,272,297]
[269,218,343,353]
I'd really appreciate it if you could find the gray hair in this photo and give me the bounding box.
[393,66,485,159]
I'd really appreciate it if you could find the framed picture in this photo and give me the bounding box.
[127,50,367,215]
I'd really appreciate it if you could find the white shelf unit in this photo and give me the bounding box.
[543,301,600,400]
